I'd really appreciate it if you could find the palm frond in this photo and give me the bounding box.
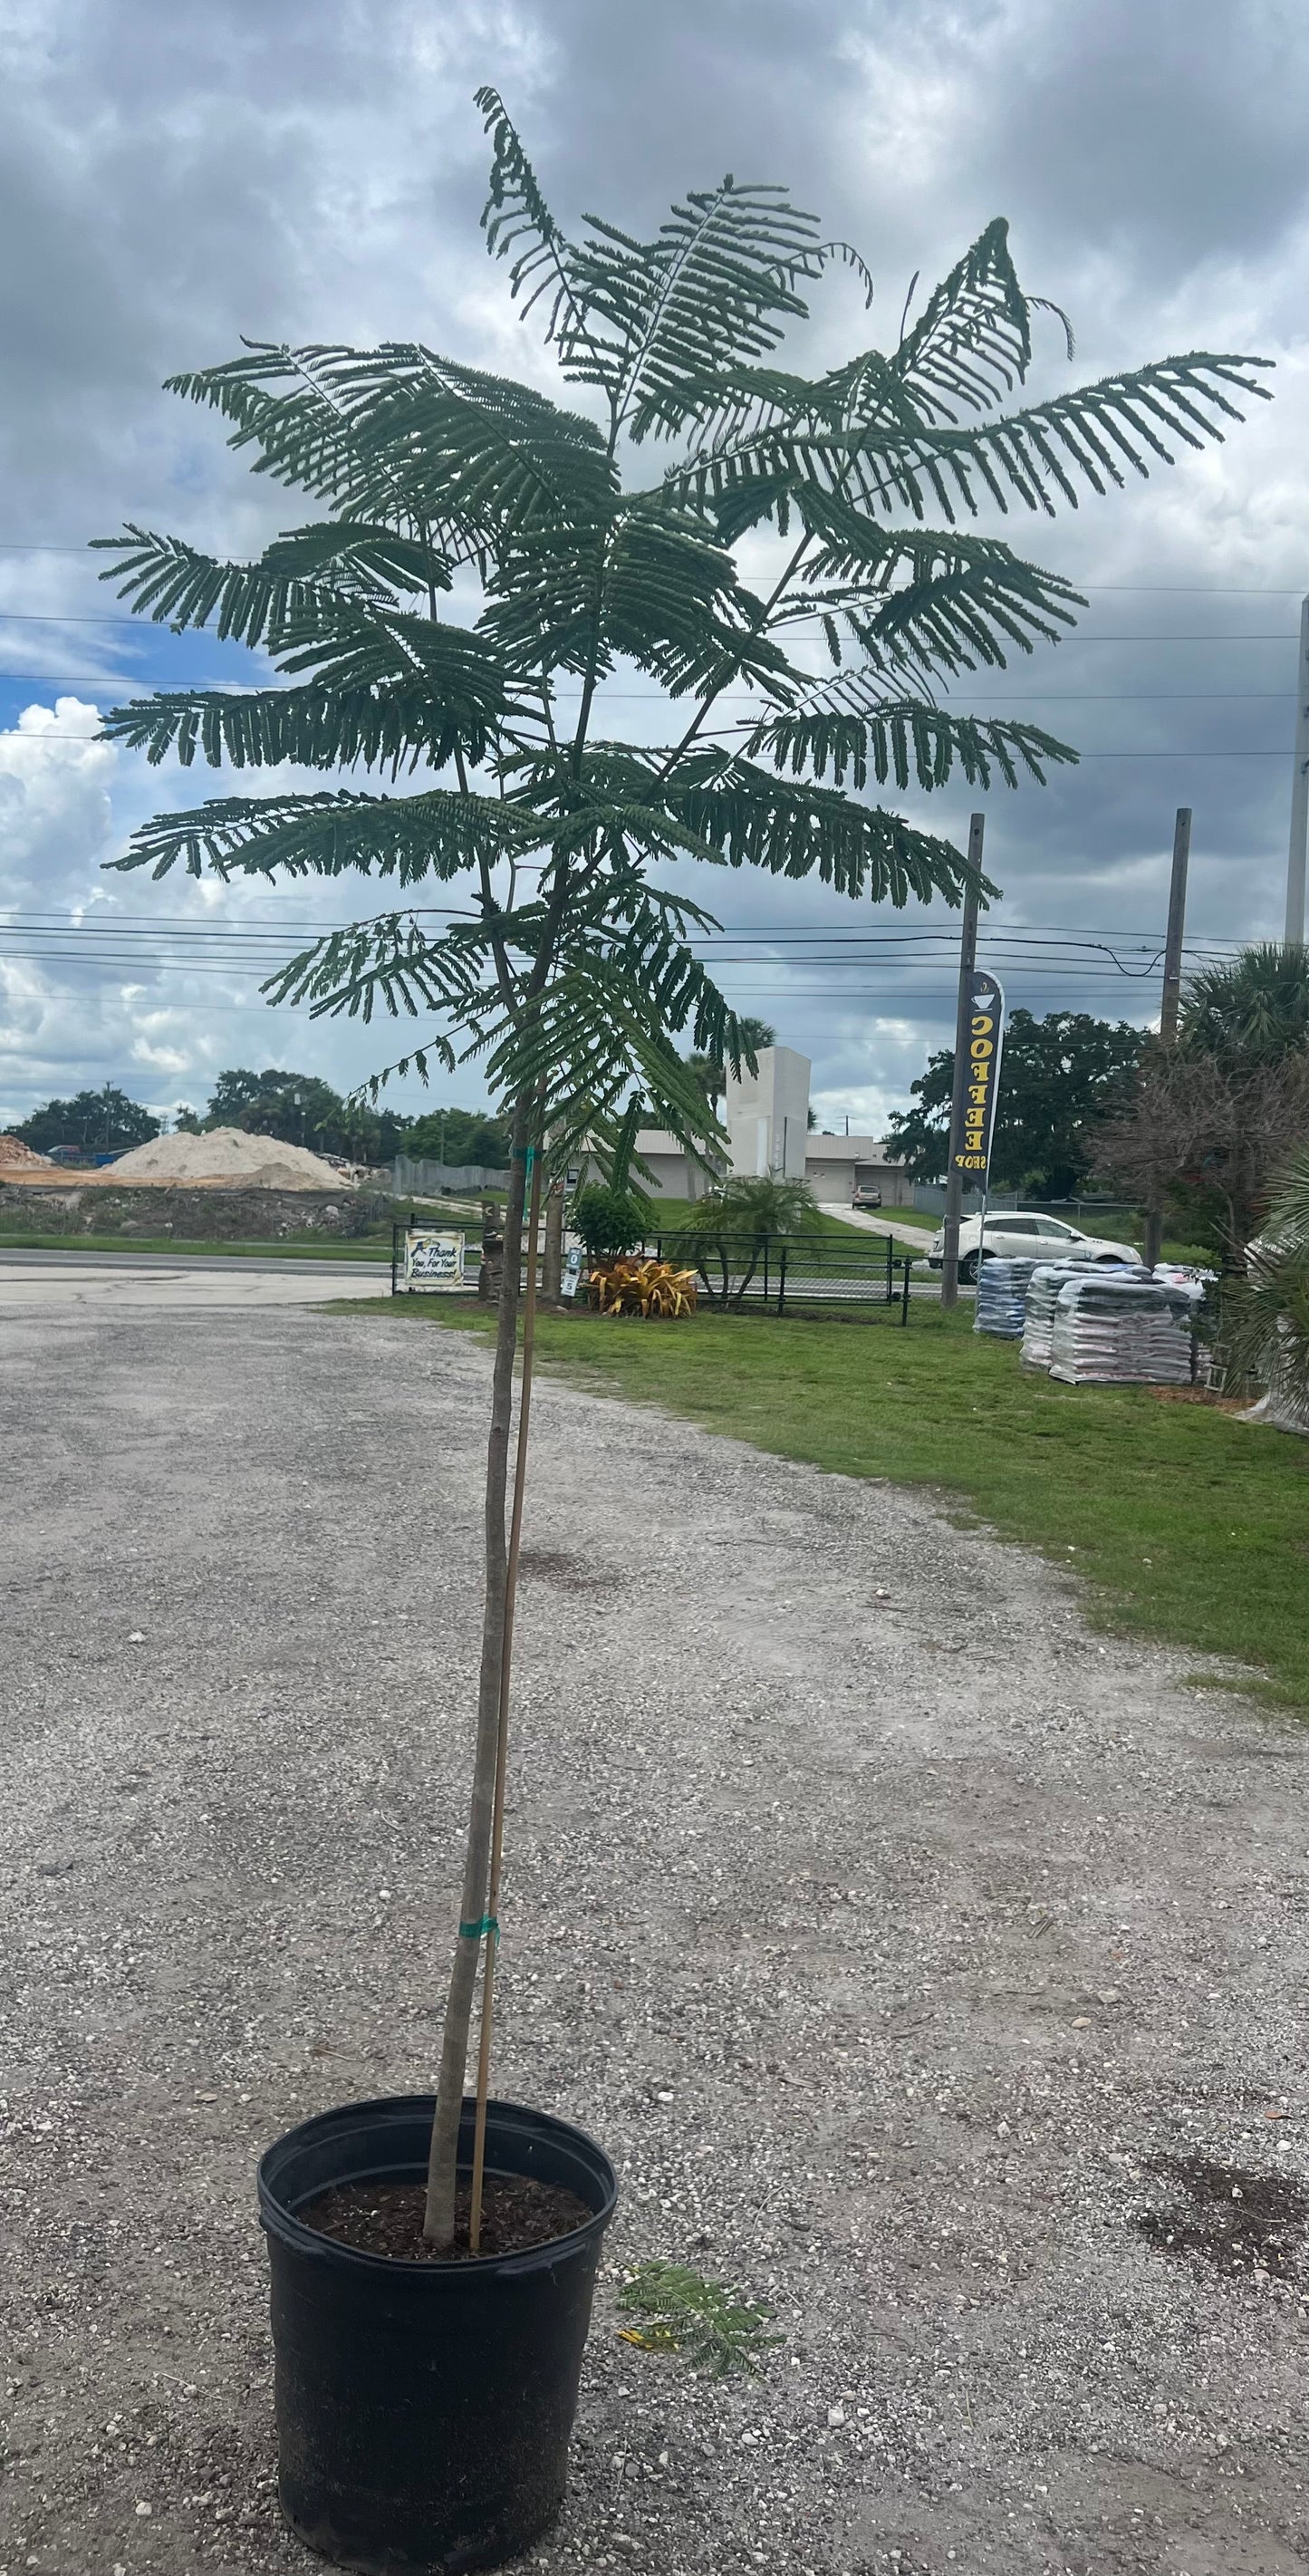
[101,669,499,777]
[660,747,992,904]
[1223,1148,1309,1422]
[890,218,1054,423]
[778,516,1083,680]
[751,688,1076,793]
[576,180,832,439]
[679,351,1272,522]
[476,84,612,389]
[108,785,534,882]
[91,525,401,649]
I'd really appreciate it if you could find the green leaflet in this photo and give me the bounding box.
[617,2261,784,2378]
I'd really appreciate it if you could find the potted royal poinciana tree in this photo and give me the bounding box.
[95,88,1266,2575]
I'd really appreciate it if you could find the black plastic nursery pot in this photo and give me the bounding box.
[258,2094,618,2576]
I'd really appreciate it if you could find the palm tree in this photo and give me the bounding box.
[688,1015,776,1103]
[95,86,1266,2245]
[1179,941,1309,1067]
[1225,1147,1309,1427]
[674,1172,820,1304]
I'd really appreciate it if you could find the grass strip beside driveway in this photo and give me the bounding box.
[364,1298,1309,1713]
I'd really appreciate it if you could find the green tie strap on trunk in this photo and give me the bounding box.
[458,1914,500,1944]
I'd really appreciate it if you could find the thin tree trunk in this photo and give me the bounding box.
[468,1143,544,2250]
[731,1242,762,1307]
[424,1093,531,2246]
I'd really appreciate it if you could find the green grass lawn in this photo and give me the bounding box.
[641,1195,866,1243]
[641,1198,926,1260]
[875,1204,937,1230]
[359,1296,1309,1713]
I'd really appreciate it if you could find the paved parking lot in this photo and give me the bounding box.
[0,1248,390,1311]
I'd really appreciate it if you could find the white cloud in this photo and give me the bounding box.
[1,0,1306,1128]
[0,697,116,893]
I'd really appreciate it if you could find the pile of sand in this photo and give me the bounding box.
[0,1134,55,1170]
[0,1126,355,1192]
[102,1127,353,1191]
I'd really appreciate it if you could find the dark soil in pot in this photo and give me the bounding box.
[301,2173,593,2262]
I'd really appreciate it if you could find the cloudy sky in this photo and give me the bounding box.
[2,0,1307,1137]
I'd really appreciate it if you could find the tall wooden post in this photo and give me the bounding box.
[1144,806,1191,1271]
[939,815,985,1310]
[1285,595,1309,947]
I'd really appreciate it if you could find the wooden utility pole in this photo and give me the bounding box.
[1285,595,1309,946]
[1159,806,1191,1047]
[939,813,986,1310]
[1143,805,1191,1271]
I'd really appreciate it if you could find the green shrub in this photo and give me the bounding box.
[570,1182,650,1259]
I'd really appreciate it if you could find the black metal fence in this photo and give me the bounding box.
[644,1229,918,1322]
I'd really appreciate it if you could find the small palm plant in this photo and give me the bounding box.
[96,87,1266,2253]
[675,1172,822,1304]
[1225,1148,1309,1428]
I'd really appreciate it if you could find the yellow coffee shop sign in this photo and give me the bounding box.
[953,970,1006,1181]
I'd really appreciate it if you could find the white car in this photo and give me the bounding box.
[927,1210,1140,1284]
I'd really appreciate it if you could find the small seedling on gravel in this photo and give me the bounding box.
[617,2261,782,2376]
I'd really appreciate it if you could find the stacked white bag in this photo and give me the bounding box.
[974,1256,1041,1337]
[1020,1259,1148,1370]
[1048,1271,1196,1385]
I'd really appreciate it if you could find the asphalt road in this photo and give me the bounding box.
[3,1300,1304,2575]
[0,1246,390,1309]
[0,1245,385,1273]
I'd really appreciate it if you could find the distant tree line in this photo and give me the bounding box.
[882,947,1309,1264]
[14,1030,794,1167]
[884,1009,1145,1199]
[1093,943,1309,1261]
[12,1068,512,1167]
[9,1085,161,1155]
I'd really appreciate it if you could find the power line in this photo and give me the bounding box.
[0,919,1240,948]
[0,604,1304,636]
[0,671,1301,701]
[0,546,1304,592]
[0,728,1297,754]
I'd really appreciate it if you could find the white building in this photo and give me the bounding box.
[611,1046,911,1207]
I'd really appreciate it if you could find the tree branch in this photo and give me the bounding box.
[657,531,813,783]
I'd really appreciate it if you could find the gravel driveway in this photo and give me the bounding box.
[3,1299,1307,2576]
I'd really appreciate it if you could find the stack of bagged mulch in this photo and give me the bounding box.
[1020,1259,1148,1369]
[1048,1271,1197,1386]
[974,1257,1041,1338]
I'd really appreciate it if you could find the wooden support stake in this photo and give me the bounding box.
[468,1136,544,2252]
